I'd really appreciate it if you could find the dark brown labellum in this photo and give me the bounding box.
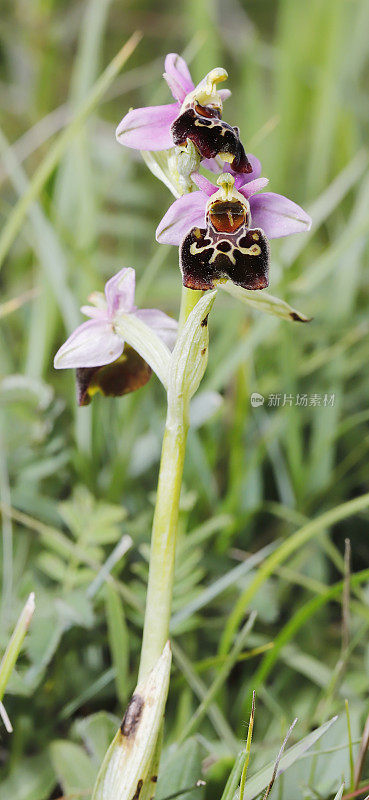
[171,105,252,174]
[76,347,152,406]
[180,203,270,291]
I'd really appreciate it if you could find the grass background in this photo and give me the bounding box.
[1,0,369,798]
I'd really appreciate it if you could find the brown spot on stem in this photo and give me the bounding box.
[201,315,208,327]
[151,776,158,783]
[201,347,207,355]
[120,694,144,737]
[131,779,143,800]
[290,311,312,323]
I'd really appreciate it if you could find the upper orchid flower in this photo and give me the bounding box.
[54,268,177,405]
[116,54,251,174]
[156,159,312,291]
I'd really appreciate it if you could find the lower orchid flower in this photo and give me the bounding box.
[116,53,250,174]
[156,161,312,291]
[54,268,177,405]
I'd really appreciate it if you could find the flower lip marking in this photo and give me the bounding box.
[120,693,145,738]
[171,108,252,173]
[172,73,251,174]
[180,173,269,291]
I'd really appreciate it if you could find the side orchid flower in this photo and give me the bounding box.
[54,268,177,405]
[156,160,312,290]
[116,53,251,174]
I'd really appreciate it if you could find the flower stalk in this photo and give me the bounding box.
[139,286,214,681]
[138,404,188,681]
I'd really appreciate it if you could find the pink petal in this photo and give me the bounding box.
[105,268,136,316]
[80,305,107,319]
[231,154,262,188]
[244,154,262,182]
[249,192,312,239]
[116,103,180,150]
[191,173,217,197]
[219,89,231,101]
[54,319,124,369]
[239,177,269,199]
[201,157,222,172]
[164,53,194,102]
[156,192,207,246]
[134,308,178,350]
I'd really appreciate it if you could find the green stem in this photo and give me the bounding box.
[138,285,200,681]
[138,412,188,681]
[178,286,204,331]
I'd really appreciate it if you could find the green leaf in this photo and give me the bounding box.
[241,716,337,800]
[50,740,97,794]
[75,711,120,765]
[0,753,55,800]
[105,583,129,705]
[220,282,311,323]
[157,738,205,800]
[58,485,127,546]
[168,292,216,420]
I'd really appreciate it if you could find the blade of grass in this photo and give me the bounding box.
[0,593,35,703]
[104,584,129,706]
[346,700,355,794]
[243,567,369,713]
[241,717,337,800]
[0,420,13,627]
[170,540,278,630]
[220,492,369,656]
[220,749,247,800]
[262,718,297,800]
[0,31,141,271]
[178,612,257,743]
[239,692,256,800]
[171,640,238,754]
[0,126,79,331]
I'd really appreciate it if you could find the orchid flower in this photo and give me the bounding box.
[54,268,177,405]
[156,158,312,245]
[156,161,312,290]
[116,54,251,174]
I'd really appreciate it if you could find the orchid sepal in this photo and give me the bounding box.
[114,312,172,390]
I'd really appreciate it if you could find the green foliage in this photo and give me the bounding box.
[1,0,369,798]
